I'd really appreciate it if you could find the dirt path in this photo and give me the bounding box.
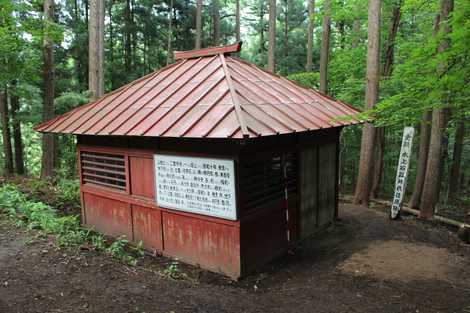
[1,203,470,313]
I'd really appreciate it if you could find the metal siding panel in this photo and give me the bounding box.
[132,205,163,251]
[83,192,133,239]
[162,211,241,278]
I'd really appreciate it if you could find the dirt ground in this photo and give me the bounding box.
[1,203,470,313]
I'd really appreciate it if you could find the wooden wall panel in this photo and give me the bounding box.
[129,156,155,199]
[240,205,287,274]
[162,211,241,278]
[83,192,133,239]
[132,205,163,252]
[317,142,337,227]
[299,147,318,240]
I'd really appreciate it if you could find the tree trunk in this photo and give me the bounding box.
[89,0,105,101]
[306,0,315,71]
[409,111,432,208]
[351,17,361,48]
[9,86,24,175]
[419,0,454,218]
[124,0,132,72]
[0,89,13,176]
[258,0,265,54]
[283,0,288,57]
[235,0,240,42]
[370,127,385,198]
[319,0,331,94]
[212,0,220,46]
[41,0,56,179]
[167,0,174,65]
[195,0,202,49]
[353,0,381,206]
[448,120,465,198]
[420,109,450,217]
[370,2,401,199]
[267,0,276,73]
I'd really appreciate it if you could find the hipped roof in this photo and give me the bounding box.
[35,43,361,139]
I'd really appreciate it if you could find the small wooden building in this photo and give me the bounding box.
[36,43,361,279]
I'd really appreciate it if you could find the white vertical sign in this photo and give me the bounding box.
[391,127,415,219]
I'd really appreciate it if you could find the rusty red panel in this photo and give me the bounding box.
[35,43,362,139]
[129,156,155,199]
[132,205,163,252]
[162,211,241,278]
[83,192,133,240]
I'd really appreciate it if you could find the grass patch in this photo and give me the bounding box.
[0,184,144,265]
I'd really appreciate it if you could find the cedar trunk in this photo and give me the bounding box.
[10,88,24,175]
[166,0,173,65]
[409,111,432,208]
[319,0,331,94]
[353,0,381,206]
[195,0,202,49]
[420,108,449,217]
[419,0,454,218]
[306,0,315,71]
[0,90,14,176]
[448,120,465,199]
[212,0,220,46]
[41,0,56,179]
[89,0,105,101]
[235,0,240,42]
[370,3,401,198]
[267,0,276,73]
[351,17,361,48]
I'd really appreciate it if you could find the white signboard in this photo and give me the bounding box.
[391,126,415,219]
[154,154,237,220]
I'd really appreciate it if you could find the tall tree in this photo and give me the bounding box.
[167,0,174,65]
[124,0,133,73]
[319,0,331,94]
[9,86,24,175]
[41,0,56,179]
[370,1,402,198]
[267,0,276,73]
[89,0,105,101]
[0,90,13,176]
[235,0,240,42]
[195,0,202,49]
[448,119,466,198]
[409,111,432,208]
[351,16,361,48]
[212,0,220,45]
[306,0,315,71]
[353,0,381,205]
[419,0,454,218]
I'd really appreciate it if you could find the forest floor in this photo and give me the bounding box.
[1,202,470,313]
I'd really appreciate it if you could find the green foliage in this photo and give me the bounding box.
[287,72,320,89]
[163,261,187,280]
[0,184,143,265]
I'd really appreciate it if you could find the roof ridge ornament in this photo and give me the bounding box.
[174,42,242,60]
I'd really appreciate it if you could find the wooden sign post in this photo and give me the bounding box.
[390,127,415,219]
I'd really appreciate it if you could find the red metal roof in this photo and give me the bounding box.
[35,43,361,139]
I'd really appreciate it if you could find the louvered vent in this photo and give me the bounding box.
[240,153,297,211]
[81,151,126,190]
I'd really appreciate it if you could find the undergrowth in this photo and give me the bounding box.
[0,184,144,265]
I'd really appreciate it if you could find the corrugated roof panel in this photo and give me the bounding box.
[35,44,362,139]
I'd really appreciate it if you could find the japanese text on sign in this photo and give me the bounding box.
[391,127,415,219]
[154,154,237,220]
